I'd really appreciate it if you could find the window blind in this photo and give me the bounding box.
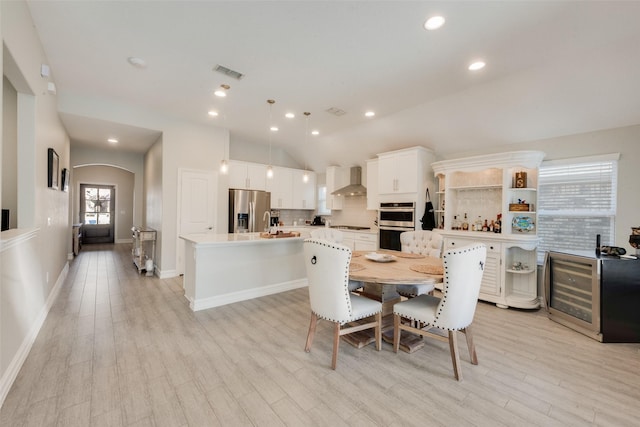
[537,155,618,260]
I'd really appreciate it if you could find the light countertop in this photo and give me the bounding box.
[180,232,305,247]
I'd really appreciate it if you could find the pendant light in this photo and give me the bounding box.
[302,111,310,183]
[266,99,275,179]
[219,114,228,174]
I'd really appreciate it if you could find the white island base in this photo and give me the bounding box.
[180,233,307,311]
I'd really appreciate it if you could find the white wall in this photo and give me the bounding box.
[2,76,17,229]
[1,0,71,406]
[230,138,301,169]
[144,137,163,273]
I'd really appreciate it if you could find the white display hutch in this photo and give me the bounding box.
[432,151,545,309]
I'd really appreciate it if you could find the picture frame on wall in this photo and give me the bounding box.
[61,168,69,192]
[48,148,59,190]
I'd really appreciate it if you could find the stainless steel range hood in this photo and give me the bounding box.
[331,166,367,196]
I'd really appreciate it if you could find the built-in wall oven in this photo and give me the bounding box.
[378,202,415,251]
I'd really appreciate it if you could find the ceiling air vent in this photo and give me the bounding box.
[326,107,347,116]
[213,64,244,80]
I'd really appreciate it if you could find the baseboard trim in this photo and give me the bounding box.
[0,262,68,408]
[188,278,308,312]
[158,268,178,279]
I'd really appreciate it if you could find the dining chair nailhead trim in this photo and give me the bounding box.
[306,238,354,321]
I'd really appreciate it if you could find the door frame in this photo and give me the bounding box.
[176,168,218,276]
[79,183,116,244]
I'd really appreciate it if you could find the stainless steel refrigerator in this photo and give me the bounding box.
[228,189,271,233]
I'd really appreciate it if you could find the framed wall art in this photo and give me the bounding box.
[61,168,69,192]
[48,148,59,189]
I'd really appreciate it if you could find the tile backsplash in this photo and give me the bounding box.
[324,196,377,228]
[278,209,314,226]
[277,196,377,228]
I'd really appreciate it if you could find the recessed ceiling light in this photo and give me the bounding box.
[468,61,486,71]
[424,16,445,31]
[214,84,230,97]
[208,111,219,117]
[311,130,319,136]
[127,57,147,69]
[270,126,279,132]
[365,111,375,118]
[285,113,295,119]
[107,138,119,144]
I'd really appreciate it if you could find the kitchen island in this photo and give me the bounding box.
[180,232,307,311]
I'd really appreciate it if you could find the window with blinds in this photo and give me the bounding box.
[537,154,618,261]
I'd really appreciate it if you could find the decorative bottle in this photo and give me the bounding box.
[462,213,469,231]
[494,214,502,233]
[475,216,483,232]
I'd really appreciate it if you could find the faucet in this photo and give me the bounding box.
[263,211,271,231]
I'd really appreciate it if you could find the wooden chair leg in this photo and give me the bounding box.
[448,330,462,381]
[393,314,401,353]
[331,322,341,370]
[304,313,318,353]
[375,312,382,351]
[464,325,478,365]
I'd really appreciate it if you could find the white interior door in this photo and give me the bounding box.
[177,169,217,275]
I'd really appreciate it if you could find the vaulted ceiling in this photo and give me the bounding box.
[26,1,640,171]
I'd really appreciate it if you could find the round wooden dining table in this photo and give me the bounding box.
[346,249,444,353]
[349,249,443,285]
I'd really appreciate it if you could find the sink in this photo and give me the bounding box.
[259,231,301,239]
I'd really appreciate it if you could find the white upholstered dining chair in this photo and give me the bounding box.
[393,242,486,381]
[309,228,345,243]
[310,228,363,292]
[396,230,444,298]
[303,239,382,369]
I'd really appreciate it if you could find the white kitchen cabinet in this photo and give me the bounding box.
[443,237,501,300]
[366,159,379,210]
[326,166,346,210]
[342,230,378,251]
[266,167,293,209]
[292,170,316,210]
[433,151,544,309]
[378,147,433,196]
[229,160,267,191]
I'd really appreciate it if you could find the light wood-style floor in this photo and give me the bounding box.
[2,244,640,426]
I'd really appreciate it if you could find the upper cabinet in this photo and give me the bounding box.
[266,167,293,209]
[432,151,545,310]
[292,170,316,210]
[229,161,267,191]
[229,161,316,210]
[377,146,434,196]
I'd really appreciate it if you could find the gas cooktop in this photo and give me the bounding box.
[330,225,371,231]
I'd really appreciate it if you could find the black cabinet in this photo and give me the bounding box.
[601,257,640,342]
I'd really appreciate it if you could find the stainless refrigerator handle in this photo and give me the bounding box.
[250,201,255,232]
